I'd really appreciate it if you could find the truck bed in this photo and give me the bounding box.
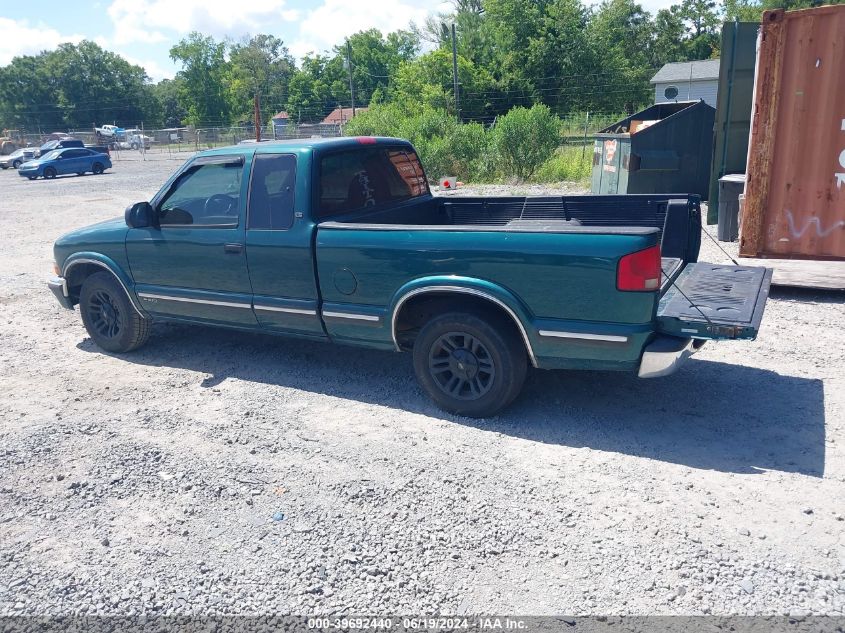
[321,194,702,281]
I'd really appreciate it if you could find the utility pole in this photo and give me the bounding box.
[346,40,355,117]
[254,93,262,142]
[451,23,460,123]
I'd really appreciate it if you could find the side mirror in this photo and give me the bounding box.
[125,202,154,228]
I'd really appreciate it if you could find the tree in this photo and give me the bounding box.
[226,34,295,124]
[390,49,500,121]
[152,78,188,127]
[286,28,421,122]
[651,7,688,65]
[169,33,230,126]
[678,0,721,59]
[585,0,654,112]
[0,41,157,130]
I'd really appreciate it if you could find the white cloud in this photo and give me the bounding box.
[119,54,175,81]
[0,18,85,65]
[291,0,450,59]
[106,0,299,44]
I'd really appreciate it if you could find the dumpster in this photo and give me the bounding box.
[708,21,760,223]
[718,173,746,241]
[591,100,715,198]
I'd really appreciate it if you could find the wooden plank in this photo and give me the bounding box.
[736,257,845,290]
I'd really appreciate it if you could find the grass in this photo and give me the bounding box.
[533,144,593,185]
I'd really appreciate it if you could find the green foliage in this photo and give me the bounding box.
[345,104,495,181]
[346,102,571,183]
[285,29,420,122]
[226,34,295,124]
[151,79,187,128]
[491,104,561,180]
[534,146,593,184]
[0,41,157,130]
[169,33,230,126]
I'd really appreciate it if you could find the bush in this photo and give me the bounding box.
[534,145,593,184]
[492,104,561,180]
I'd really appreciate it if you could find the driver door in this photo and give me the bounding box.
[125,154,258,327]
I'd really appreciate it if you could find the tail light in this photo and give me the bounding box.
[617,245,661,291]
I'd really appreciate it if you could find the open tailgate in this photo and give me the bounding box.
[657,263,773,340]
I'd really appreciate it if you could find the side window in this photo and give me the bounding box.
[318,147,429,218]
[158,161,243,227]
[247,154,297,230]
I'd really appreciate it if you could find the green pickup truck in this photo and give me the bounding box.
[48,137,772,416]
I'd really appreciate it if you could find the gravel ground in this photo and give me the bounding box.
[0,157,843,617]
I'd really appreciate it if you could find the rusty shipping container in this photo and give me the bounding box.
[740,5,845,260]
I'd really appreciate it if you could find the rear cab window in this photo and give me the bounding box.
[317,146,428,219]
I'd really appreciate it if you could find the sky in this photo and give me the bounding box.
[1,0,676,81]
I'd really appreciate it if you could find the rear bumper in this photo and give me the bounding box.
[638,335,701,378]
[48,276,74,310]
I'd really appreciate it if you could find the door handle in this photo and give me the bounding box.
[224,243,243,254]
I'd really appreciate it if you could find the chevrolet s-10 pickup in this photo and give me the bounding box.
[48,136,772,416]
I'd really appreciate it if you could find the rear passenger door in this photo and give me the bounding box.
[56,149,83,174]
[64,148,90,174]
[245,152,326,338]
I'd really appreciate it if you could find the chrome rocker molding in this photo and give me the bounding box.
[62,258,145,318]
[137,292,251,309]
[322,310,380,322]
[638,336,697,378]
[539,330,628,343]
[254,304,317,316]
[390,285,539,368]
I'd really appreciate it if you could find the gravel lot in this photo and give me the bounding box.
[0,156,843,617]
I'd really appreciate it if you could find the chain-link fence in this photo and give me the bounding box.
[6,112,618,163]
[4,123,349,161]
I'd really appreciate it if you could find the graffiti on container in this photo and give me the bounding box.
[603,139,617,173]
[784,209,845,239]
[837,121,845,188]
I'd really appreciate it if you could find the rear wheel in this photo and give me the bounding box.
[43,167,57,179]
[79,272,151,353]
[412,311,527,417]
[92,162,104,174]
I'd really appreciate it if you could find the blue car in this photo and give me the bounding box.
[18,147,112,180]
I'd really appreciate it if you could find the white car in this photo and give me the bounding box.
[123,129,152,150]
[0,148,38,170]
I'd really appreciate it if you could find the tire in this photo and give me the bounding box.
[92,162,104,174]
[13,160,22,169]
[27,176,37,180]
[79,272,151,353]
[43,167,57,179]
[130,142,139,151]
[412,311,527,417]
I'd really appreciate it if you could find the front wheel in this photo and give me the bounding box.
[79,272,151,353]
[13,160,22,169]
[43,167,57,179]
[92,162,104,174]
[412,311,527,417]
